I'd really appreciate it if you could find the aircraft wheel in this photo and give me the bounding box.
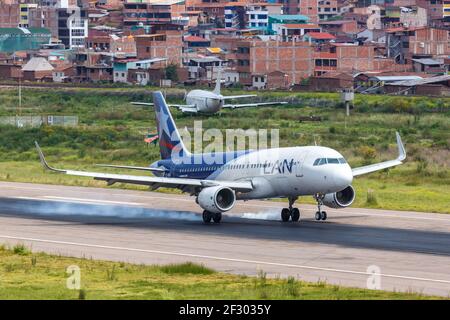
[321,211,327,221]
[281,208,291,222]
[212,212,222,223]
[291,208,300,222]
[202,210,212,223]
[315,211,322,221]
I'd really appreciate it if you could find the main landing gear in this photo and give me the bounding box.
[314,193,327,221]
[281,197,300,222]
[202,210,222,224]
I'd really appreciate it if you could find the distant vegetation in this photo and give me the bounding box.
[0,244,439,299]
[0,87,448,213]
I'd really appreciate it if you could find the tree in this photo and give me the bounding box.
[165,64,179,82]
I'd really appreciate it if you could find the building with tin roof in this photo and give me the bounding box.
[0,28,51,53]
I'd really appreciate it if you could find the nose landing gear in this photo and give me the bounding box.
[314,193,327,221]
[281,197,300,222]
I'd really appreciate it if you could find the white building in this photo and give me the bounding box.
[246,3,282,30]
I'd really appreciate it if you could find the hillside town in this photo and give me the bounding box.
[0,0,449,95]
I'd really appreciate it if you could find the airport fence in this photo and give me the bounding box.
[0,115,78,127]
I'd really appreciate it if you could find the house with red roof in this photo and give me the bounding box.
[303,32,336,44]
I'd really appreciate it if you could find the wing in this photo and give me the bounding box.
[352,132,406,177]
[35,142,253,192]
[132,101,197,113]
[131,102,153,106]
[223,101,288,109]
[95,164,167,173]
[223,94,257,100]
[170,104,198,113]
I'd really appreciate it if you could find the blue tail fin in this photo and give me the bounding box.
[153,91,189,160]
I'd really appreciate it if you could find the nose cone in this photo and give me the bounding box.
[333,165,353,189]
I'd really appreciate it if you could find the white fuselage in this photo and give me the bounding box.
[167,146,353,200]
[186,90,223,113]
[215,146,352,199]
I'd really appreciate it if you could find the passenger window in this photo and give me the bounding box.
[327,158,339,164]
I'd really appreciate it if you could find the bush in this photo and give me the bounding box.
[160,262,215,275]
[283,276,299,297]
[366,189,378,206]
[78,289,87,300]
[13,244,30,255]
[358,146,377,162]
[415,158,429,175]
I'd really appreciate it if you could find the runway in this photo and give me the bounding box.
[0,181,449,297]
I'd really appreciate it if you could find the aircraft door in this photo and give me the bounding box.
[295,152,308,178]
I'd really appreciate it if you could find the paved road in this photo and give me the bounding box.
[0,181,449,297]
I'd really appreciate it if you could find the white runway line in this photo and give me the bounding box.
[1,234,449,285]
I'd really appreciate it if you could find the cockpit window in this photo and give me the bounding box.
[327,158,339,164]
[313,157,347,166]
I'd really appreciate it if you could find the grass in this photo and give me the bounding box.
[0,87,449,213]
[0,244,441,300]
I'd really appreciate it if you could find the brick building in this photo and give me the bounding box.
[417,0,450,21]
[318,0,339,21]
[318,20,359,35]
[235,39,314,86]
[0,4,20,28]
[0,63,22,80]
[283,0,319,23]
[123,0,186,27]
[85,31,136,57]
[186,2,227,23]
[386,26,450,63]
[135,29,183,66]
[21,57,54,81]
[314,44,400,75]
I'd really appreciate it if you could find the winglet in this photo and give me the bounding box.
[395,132,406,162]
[34,141,66,173]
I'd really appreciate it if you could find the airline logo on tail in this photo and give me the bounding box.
[153,92,189,160]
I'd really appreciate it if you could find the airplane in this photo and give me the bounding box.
[35,91,406,224]
[131,71,288,114]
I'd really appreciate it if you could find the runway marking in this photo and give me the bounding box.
[13,196,142,207]
[1,234,450,286]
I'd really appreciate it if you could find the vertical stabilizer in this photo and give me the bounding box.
[153,91,190,160]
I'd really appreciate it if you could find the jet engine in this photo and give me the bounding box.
[197,186,236,213]
[323,185,355,208]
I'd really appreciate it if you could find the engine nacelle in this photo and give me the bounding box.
[323,185,356,209]
[197,186,236,213]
